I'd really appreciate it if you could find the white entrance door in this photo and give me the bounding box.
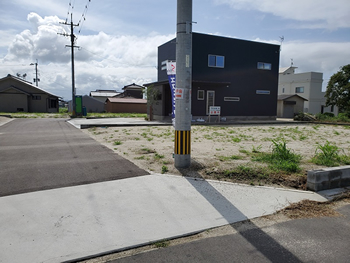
[206,90,215,115]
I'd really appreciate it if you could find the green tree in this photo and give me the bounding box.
[143,85,160,121]
[325,64,350,113]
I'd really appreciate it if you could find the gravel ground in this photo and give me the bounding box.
[83,123,350,188]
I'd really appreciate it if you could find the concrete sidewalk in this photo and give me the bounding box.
[0,174,329,263]
[0,116,13,127]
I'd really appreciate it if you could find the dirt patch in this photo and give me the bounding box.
[83,123,350,190]
[205,167,308,190]
[280,190,350,219]
[281,200,341,219]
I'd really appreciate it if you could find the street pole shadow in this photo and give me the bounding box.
[177,163,302,263]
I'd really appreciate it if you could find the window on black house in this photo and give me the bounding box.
[197,90,204,100]
[257,62,271,70]
[208,55,225,68]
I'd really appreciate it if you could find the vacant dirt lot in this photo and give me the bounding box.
[83,122,350,189]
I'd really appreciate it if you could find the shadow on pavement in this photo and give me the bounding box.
[178,166,302,263]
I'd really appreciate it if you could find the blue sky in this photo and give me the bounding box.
[0,0,349,100]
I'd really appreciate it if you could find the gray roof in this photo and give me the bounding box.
[90,91,121,97]
[122,83,145,90]
[107,98,147,104]
[0,74,61,98]
[278,94,308,101]
[279,66,298,74]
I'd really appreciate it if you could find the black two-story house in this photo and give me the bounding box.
[145,32,280,121]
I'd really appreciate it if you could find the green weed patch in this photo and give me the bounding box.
[312,141,350,166]
[252,139,301,173]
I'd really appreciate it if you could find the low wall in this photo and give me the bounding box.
[307,166,350,192]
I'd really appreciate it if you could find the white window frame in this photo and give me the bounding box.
[206,90,215,115]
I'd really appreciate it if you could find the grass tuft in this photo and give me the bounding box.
[154,153,165,160]
[218,155,244,161]
[153,239,169,248]
[252,139,301,173]
[161,165,169,174]
[311,141,350,167]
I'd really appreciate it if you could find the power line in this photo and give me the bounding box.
[65,0,76,23]
[77,0,92,34]
[65,0,91,35]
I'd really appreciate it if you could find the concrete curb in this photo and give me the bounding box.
[0,116,14,127]
[75,120,308,129]
[307,165,350,191]
[80,123,171,129]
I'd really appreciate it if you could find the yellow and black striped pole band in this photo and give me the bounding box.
[174,130,191,155]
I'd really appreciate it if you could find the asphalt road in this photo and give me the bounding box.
[0,118,148,196]
[110,204,350,263]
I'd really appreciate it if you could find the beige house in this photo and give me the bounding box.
[0,74,60,113]
[278,67,338,115]
[277,94,308,118]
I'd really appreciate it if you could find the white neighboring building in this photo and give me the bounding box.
[278,67,338,115]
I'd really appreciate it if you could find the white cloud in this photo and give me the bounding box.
[0,30,21,50]
[0,13,174,100]
[279,41,350,89]
[252,37,350,88]
[2,11,348,101]
[27,12,63,33]
[3,13,69,63]
[215,0,350,29]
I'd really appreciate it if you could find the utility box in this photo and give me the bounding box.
[82,106,87,116]
[75,95,83,116]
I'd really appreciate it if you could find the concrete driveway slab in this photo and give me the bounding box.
[0,174,327,263]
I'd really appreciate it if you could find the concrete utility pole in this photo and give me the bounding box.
[30,60,39,86]
[58,14,79,117]
[174,0,193,168]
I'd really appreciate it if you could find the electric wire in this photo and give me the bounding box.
[65,0,76,23]
[77,0,92,34]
